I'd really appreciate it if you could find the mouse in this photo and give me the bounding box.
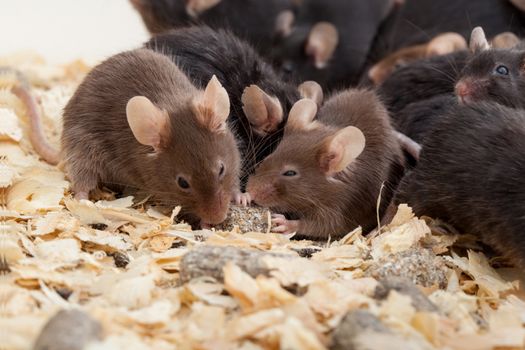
[145,26,322,186]
[31,48,242,227]
[270,0,399,90]
[246,90,410,239]
[368,32,467,85]
[130,0,294,52]
[395,102,525,268]
[455,27,525,109]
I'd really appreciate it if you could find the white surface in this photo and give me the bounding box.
[0,0,149,63]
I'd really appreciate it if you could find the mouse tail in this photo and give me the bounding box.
[1,67,60,165]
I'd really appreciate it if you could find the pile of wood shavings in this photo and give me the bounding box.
[1,52,525,350]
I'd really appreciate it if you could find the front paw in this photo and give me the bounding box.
[233,191,252,207]
[271,214,299,234]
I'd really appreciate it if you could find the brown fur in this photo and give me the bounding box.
[62,49,240,225]
[247,90,405,239]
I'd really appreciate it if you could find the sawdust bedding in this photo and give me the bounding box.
[1,52,525,350]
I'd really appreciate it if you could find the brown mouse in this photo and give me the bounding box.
[31,49,241,227]
[368,32,467,85]
[246,90,409,239]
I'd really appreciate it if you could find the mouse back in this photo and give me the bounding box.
[62,49,240,225]
[247,90,404,238]
[396,102,525,267]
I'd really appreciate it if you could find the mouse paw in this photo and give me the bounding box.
[233,191,252,207]
[74,191,90,201]
[271,214,299,234]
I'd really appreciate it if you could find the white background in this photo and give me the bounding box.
[0,0,149,63]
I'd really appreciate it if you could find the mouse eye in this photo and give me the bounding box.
[177,176,190,190]
[282,170,298,177]
[219,162,225,178]
[282,60,295,74]
[494,65,509,76]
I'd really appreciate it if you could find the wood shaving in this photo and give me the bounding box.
[2,52,525,350]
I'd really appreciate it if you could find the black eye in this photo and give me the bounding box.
[219,163,225,178]
[495,65,509,76]
[177,176,190,190]
[282,170,297,177]
[282,61,295,74]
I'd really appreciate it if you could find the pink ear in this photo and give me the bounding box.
[305,22,339,69]
[126,96,169,151]
[491,32,520,49]
[298,81,323,107]
[241,85,283,135]
[194,75,230,132]
[426,32,467,56]
[275,10,295,37]
[319,126,366,175]
[286,98,318,131]
[470,27,490,53]
[185,0,222,17]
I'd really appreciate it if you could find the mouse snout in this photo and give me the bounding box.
[247,180,277,206]
[198,190,230,225]
[455,79,486,104]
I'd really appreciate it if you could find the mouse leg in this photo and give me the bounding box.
[66,163,99,201]
[233,191,252,207]
[395,131,421,161]
[271,214,300,234]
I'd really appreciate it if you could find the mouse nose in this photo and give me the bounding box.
[455,80,471,103]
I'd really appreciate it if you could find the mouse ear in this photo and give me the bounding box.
[470,27,490,53]
[491,32,520,49]
[185,0,222,17]
[242,85,283,135]
[126,96,169,151]
[298,81,323,107]
[319,126,366,176]
[194,75,230,132]
[275,10,295,37]
[426,32,467,56]
[286,98,318,131]
[305,22,339,69]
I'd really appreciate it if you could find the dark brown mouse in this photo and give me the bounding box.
[33,49,241,226]
[395,102,525,268]
[455,27,525,109]
[246,90,408,239]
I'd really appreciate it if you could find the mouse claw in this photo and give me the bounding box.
[233,191,252,207]
[271,214,299,234]
[74,191,90,201]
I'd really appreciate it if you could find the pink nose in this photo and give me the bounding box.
[455,81,470,99]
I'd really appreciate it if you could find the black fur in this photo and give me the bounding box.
[378,50,468,114]
[392,94,457,143]
[134,0,293,52]
[458,47,525,109]
[369,0,525,62]
[270,0,394,90]
[145,26,300,184]
[396,102,525,268]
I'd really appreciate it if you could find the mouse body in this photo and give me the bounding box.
[247,90,406,239]
[131,0,293,52]
[61,48,241,226]
[145,27,322,185]
[270,0,397,90]
[395,102,525,268]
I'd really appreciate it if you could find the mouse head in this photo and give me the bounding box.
[272,12,339,84]
[455,27,525,108]
[246,99,365,213]
[127,75,240,225]
[241,81,323,137]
